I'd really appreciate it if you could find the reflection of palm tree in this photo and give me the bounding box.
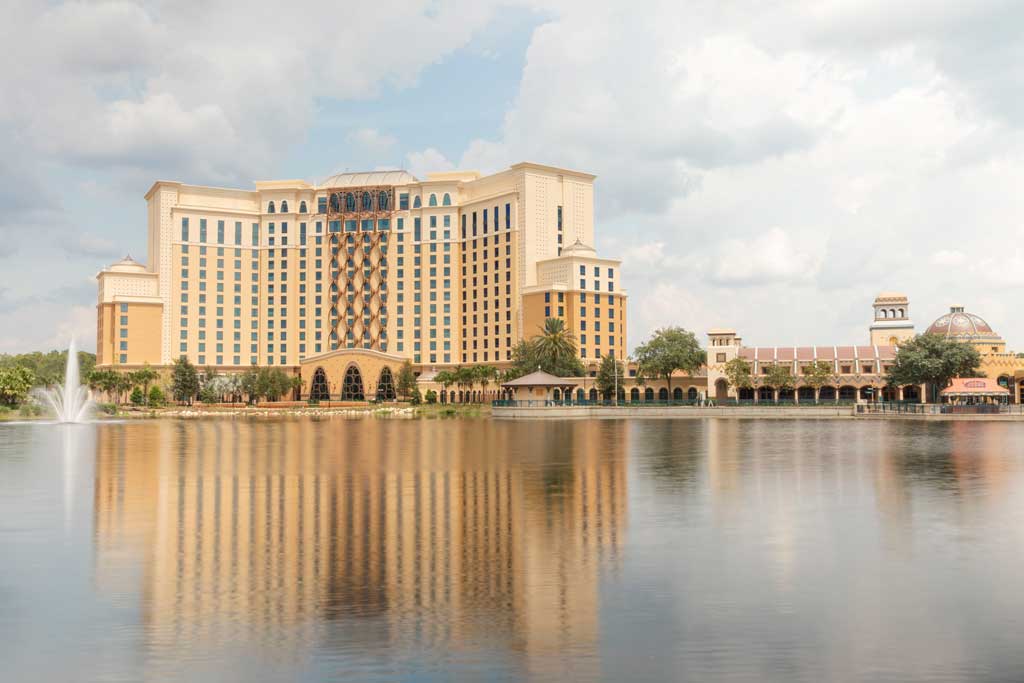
[534,318,578,369]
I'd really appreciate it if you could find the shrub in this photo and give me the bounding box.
[410,388,422,405]
[97,402,118,416]
[199,385,219,404]
[148,385,165,407]
[425,389,437,404]
[130,387,145,406]
[19,402,42,417]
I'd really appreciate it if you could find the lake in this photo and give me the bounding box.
[1,417,1023,682]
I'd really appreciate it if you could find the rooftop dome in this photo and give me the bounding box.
[107,255,146,273]
[926,306,999,340]
[318,170,418,189]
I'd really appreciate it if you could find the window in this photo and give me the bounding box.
[280,200,289,213]
[442,193,451,206]
[268,201,276,213]
[199,219,207,243]
[318,197,327,213]
[217,220,225,244]
[717,353,726,363]
[400,193,409,210]
[181,217,189,241]
[429,194,438,207]
[234,221,242,245]
[299,200,307,213]
[413,195,421,209]
[251,223,259,246]
[505,203,511,229]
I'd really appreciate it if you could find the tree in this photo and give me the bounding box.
[722,358,754,400]
[87,369,124,403]
[634,327,706,398]
[801,360,838,402]
[474,365,498,401]
[434,370,455,402]
[508,328,585,379]
[148,385,165,407]
[425,389,438,404]
[240,367,260,404]
[532,318,579,372]
[763,364,794,402]
[596,354,625,400]
[0,366,35,406]
[409,387,422,405]
[130,365,159,404]
[886,334,982,403]
[397,360,417,399]
[170,356,199,405]
[130,387,146,406]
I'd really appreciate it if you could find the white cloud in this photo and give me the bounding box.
[929,250,967,267]
[346,128,398,156]
[406,148,456,179]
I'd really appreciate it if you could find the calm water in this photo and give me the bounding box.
[1,418,1023,682]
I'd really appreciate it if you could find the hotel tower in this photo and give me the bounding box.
[96,163,626,396]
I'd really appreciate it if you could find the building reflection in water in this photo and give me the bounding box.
[92,419,627,677]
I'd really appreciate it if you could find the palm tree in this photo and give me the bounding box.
[475,365,498,402]
[533,318,578,372]
[434,370,455,403]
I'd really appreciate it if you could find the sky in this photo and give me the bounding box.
[3,0,1024,354]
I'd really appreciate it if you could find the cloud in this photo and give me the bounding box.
[346,128,398,156]
[711,229,821,287]
[929,250,967,267]
[406,148,456,178]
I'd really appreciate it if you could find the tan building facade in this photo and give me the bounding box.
[96,163,627,393]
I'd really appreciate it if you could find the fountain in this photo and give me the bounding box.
[36,338,93,423]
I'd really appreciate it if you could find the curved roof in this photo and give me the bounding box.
[560,239,597,256]
[319,170,418,189]
[107,255,146,273]
[926,306,1000,340]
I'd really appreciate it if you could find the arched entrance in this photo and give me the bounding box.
[881,386,898,402]
[310,367,330,401]
[588,388,598,402]
[819,386,836,401]
[838,385,857,401]
[798,386,815,402]
[859,386,875,402]
[738,387,755,401]
[715,379,728,401]
[758,386,774,402]
[376,367,396,401]
[644,387,654,401]
[658,388,668,401]
[778,387,795,401]
[341,365,365,400]
[902,385,921,403]
[673,387,683,401]
[630,388,640,402]
[687,387,698,401]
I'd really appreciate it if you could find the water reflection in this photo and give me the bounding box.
[92,419,627,679]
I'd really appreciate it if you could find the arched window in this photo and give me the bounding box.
[413,195,422,209]
[361,192,372,211]
[330,194,340,212]
[688,387,698,401]
[280,200,288,213]
[309,368,330,401]
[378,191,389,211]
[299,200,307,213]
[341,365,365,400]
[838,385,857,401]
[758,386,774,401]
[588,388,598,402]
[345,193,356,212]
[576,388,585,402]
[890,309,896,318]
[442,193,451,206]
[376,367,396,401]
[898,308,904,318]
[553,388,561,401]
[428,194,437,207]
[881,309,888,318]
[658,388,669,401]
[644,387,654,401]
[267,200,276,214]
[673,387,684,401]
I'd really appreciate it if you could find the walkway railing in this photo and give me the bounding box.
[857,402,1024,415]
[491,399,859,408]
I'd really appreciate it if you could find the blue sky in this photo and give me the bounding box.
[3,0,1024,354]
